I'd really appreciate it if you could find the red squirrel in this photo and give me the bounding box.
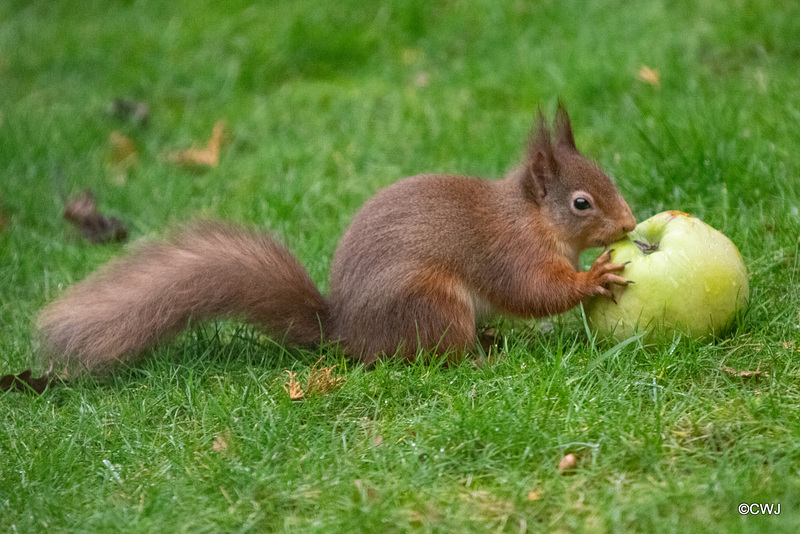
[38,105,636,373]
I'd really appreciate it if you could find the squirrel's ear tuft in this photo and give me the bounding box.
[523,109,557,202]
[554,101,577,151]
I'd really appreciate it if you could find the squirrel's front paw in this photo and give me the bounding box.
[583,249,632,301]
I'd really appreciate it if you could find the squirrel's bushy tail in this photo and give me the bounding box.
[38,222,329,373]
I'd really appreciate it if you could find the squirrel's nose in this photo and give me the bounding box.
[621,210,636,234]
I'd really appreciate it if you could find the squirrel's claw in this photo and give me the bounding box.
[584,249,634,302]
[603,274,630,286]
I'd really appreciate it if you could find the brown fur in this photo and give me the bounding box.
[38,222,327,372]
[38,107,635,373]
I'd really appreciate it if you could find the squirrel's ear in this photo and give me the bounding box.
[523,110,557,202]
[554,101,577,151]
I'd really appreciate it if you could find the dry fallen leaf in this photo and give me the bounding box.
[109,131,137,167]
[108,131,138,185]
[107,98,150,127]
[64,189,128,244]
[354,479,379,501]
[212,431,231,453]
[0,369,58,395]
[168,120,227,170]
[307,362,344,395]
[637,65,660,86]
[283,358,344,401]
[528,491,542,501]
[408,504,444,525]
[558,453,578,473]
[721,365,765,377]
[283,370,305,400]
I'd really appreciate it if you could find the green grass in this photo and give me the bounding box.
[2,0,800,531]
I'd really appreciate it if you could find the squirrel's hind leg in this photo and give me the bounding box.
[346,270,478,366]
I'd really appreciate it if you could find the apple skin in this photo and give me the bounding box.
[586,211,749,343]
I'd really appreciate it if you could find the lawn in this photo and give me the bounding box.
[2,0,800,531]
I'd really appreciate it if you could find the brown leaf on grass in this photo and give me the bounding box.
[354,479,379,501]
[283,358,344,401]
[64,189,128,244]
[527,491,542,501]
[637,65,660,86]
[408,503,444,525]
[721,364,765,377]
[107,98,150,127]
[283,370,305,400]
[557,453,578,473]
[0,369,58,395]
[212,431,231,453]
[108,131,138,185]
[109,131,137,166]
[168,120,227,170]
[307,361,344,395]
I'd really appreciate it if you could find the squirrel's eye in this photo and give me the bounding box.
[573,197,591,210]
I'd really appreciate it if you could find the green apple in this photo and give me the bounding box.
[586,211,749,343]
